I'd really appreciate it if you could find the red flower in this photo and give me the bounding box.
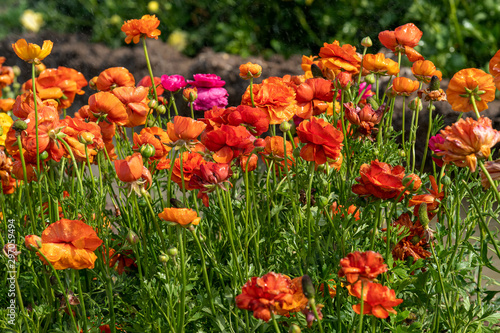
[352,160,421,200]
[226,105,270,136]
[344,102,384,137]
[201,124,255,163]
[378,23,424,62]
[295,78,334,119]
[297,117,343,165]
[157,147,207,190]
[349,281,403,319]
[236,272,294,322]
[189,162,232,207]
[408,176,444,220]
[338,251,388,284]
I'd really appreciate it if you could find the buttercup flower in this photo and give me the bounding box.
[161,74,187,92]
[434,117,500,172]
[295,78,334,119]
[114,153,144,183]
[33,219,103,270]
[297,117,343,166]
[344,102,384,137]
[362,53,399,76]
[12,39,53,64]
[446,68,496,113]
[239,62,262,79]
[391,77,420,96]
[236,272,294,322]
[412,60,442,83]
[201,124,255,163]
[111,86,150,127]
[349,281,403,319]
[378,23,424,62]
[158,208,201,227]
[92,67,135,92]
[167,116,207,143]
[338,251,388,284]
[319,41,361,74]
[352,160,421,200]
[133,126,171,160]
[121,15,161,44]
[88,91,128,125]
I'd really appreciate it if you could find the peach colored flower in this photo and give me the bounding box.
[158,208,201,227]
[121,15,161,44]
[391,77,419,96]
[446,68,496,113]
[362,53,399,76]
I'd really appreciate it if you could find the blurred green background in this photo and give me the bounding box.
[2,0,499,77]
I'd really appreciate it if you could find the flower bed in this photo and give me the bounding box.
[1,16,500,332]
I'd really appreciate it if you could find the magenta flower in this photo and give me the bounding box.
[192,87,228,111]
[429,134,445,167]
[161,75,187,92]
[187,74,226,88]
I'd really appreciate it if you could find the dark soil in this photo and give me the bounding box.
[2,32,500,165]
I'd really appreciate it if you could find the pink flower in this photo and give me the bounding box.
[192,87,228,111]
[428,134,445,167]
[161,75,187,92]
[188,74,226,88]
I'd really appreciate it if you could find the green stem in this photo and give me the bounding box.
[429,241,455,329]
[358,282,365,333]
[143,37,158,127]
[420,101,434,174]
[249,77,255,107]
[15,136,36,233]
[309,298,324,333]
[478,160,500,203]
[270,312,281,333]
[177,227,186,333]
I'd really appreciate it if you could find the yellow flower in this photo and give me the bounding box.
[0,112,13,146]
[12,39,53,64]
[20,9,44,33]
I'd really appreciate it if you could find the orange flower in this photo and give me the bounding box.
[349,281,403,319]
[0,150,13,183]
[489,49,500,90]
[2,175,19,195]
[158,208,201,227]
[114,153,143,183]
[236,272,294,322]
[391,77,419,96]
[0,98,15,112]
[25,235,42,251]
[93,67,136,92]
[0,57,14,92]
[241,76,297,125]
[201,124,255,163]
[331,202,360,221]
[378,23,424,62]
[338,251,388,284]
[239,62,262,79]
[446,68,496,113]
[111,86,149,127]
[297,117,344,165]
[412,60,442,83]
[362,53,399,76]
[88,91,128,125]
[167,116,207,142]
[391,213,431,261]
[34,219,103,270]
[434,117,500,172]
[408,175,444,220]
[225,105,270,136]
[12,91,43,119]
[157,149,207,189]
[60,116,104,163]
[352,160,421,200]
[295,78,334,119]
[276,277,309,316]
[301,55,320,79]
[121,15,161,44]
[319,41,361,74]
[239,153,258,172]
[188,162,232,207]
[133,126,171,160]
[12,39,53,64]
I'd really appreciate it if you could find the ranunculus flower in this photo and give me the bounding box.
[187,74,226,88]
[480,159,500,190]
[92,67,135,92]
[275,276,308,316]
[60,116,104,163]
[12,39,53,64]
[352,160,421,200]
[344,102,384,137]
[189,162,232,207]
[236,272,294,322]
[412,60,442,83]
[114,153,143,183]
[161,74,187,92]
[489,49,500,90]
[226,105,270,136]
[121,14,161,44]
[408,175,444,221]
[318,40,361,74]
[446,68,496,113]
[34,219,103,270]
[428,134,445,167]
[434,117,500,172]
[391,77,420,96]
[133,126,172,160]
[338,251,388,284]
[362,53,400,76]
[391,213,431,261]
[192,87,228,111]
[297,117,344,166]
[167,116,207,142]
[158,208,201,227]
[201,124,255,163]
[137,75,164,95]
[88,91,128,126]
[157,147,207,189]
[111,86,150,127]
[239,62,262,79]
[295,78,334,119]
[378,23,424,62]
[348,281,403,319]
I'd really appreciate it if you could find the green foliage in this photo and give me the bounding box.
[2,0,500,76]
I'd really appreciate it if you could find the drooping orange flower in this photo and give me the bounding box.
[295,78,334,119]
[378,23,424,62]
[434,117,500,172]
[391,213,431,261]
[338,251,388,284]
[111,86,149,127]
[88,91,128,125]
[297,117,344,165]
[114,153,144,183]
[12,160,37,182]
[201,124,255,163]
[167,116,207,142]
[133,126,171,160]
[408,175,444,220]
[236,272,294,322]
[239,153,258,172]
[318,41,361,75]
[239,62,262,79]
[344,102,384,137]
[489,49,500,90]
[2,174,19,194]
[158,208,201,227]
[349,281,403,319]
[33,219,103,270]
[92,67,136,92]
[362,53,399,76]
[276,276,309,316]
[241,76,297,125]
[12,39,53,64]
[391,77,420,96]
[121,15,161,44]
[352,160,421,200]
[188,162,232,207]
[411,60,442,83]
[446,68,496,113]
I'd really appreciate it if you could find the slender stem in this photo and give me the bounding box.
[270,312,281,333]
[478,160,500,203]
[15,136,36,233]
[470,95,481,119]
[143,37,158,127]
[76,270,88,333]
[249,77,255,107]
[420,101,434,174]
[177,227,186,333]
[309,298,324,333]
[58,139,85,193]
[358,282,365,333]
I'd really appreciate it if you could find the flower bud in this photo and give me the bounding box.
[13,119,28,131]
[317,196,328,209]
[183,87,198,102]
[25,235,42,251]
[126,230,140,245]
[239,62,262,79]
[78,132,95,145]
[13,66,21,77]
[301,274,315,299]
[279,121,291,132]
[429,75,440,91]
[409,98,422,112]
[365,73,376,85]
[156,104,167,115]
[289,324,302,333]
[148,99,159,110]
[39,151,49,160]
[367,96,379,110]
[293,147,301,159]
[399,150,406,157]
[361,36,373,47]
[167,247,178,257]
[441,176,451,186]
[159,254,169,263]
[140,143,156,159]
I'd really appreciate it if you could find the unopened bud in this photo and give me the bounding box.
[293,147,301,159]
[409,98,422,112]
[39,151,49,160]
[418,203,430,228]
[361,36,373,47]
[167,247,178,257]
[13,120,28,131]
[126,230,140,245]
[317,196,328,209]
[148,99,159,110]
[78,132,95,145]
[399,150,406,157]
[25,235,42,251]
[140,144,156,159]
[159,254,168,263]
[301,274,315,299]
[289,324,302,333]
[365,73,376,85]
[279,121,291,132]
[13,66,21,77]
[429,75,440,91]
[441,176,451,186]
[183,87,198,102]
[367,96,379,110]
[156,104,167,115]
